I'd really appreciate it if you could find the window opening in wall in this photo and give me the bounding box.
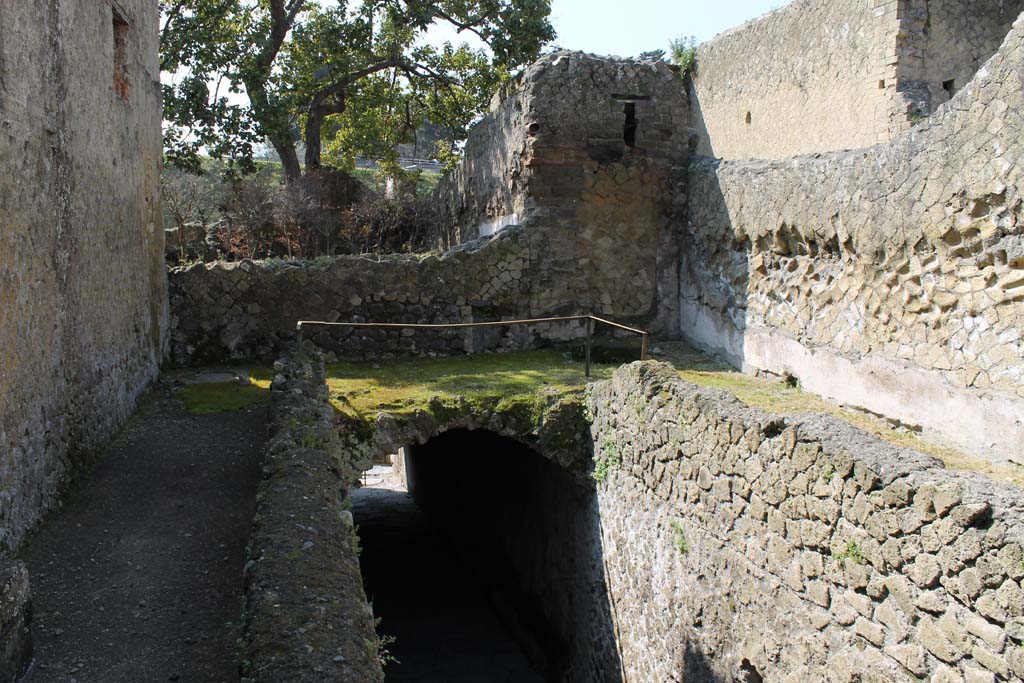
[878,79,886,89]
[623,102,638,147]
[112,7,130,101]
[745,111,752,125]
[943,79,956,98]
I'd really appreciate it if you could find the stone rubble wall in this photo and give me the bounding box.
[589,361,1024,683]
[682,13,1024,462]
[242,349,383,683]
[436,52,691,334]
[689,0,1023,160]
[0,562,31,683]
[892,0,1024,128]
[167,228,551,364]
[0,0,167,553]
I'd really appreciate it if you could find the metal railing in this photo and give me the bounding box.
[296,314,648,377]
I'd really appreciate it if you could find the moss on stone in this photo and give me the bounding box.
[325,350,615,429]
[174,366,274,415]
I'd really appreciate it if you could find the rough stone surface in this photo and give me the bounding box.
[170,52,691,364]
[243,351,383,683]
[0,562,31,683]
[0,0,167,553]
[690,0,1024,159]
[587,361,1024,682]
[683,13,1024,462]
[436,52,690,335]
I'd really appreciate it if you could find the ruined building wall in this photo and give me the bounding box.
[0,0,166,552]
[690,0,885,159]
[894,0,1024,124]
[436,53,690,333]
[682,14,1024,463]
[172,53,691,362]
[690,0,1024,160]
[591,362,1024,683]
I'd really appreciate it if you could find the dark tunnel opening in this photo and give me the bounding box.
[351,429,624,683]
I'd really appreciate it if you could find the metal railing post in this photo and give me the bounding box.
[585,317,593,378]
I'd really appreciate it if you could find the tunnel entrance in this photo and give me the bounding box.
[352,429,619,682]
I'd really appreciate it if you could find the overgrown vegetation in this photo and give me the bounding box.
[834,540,866,565]
[162,160,446,262]
[670,520,689,556]
[669,35,698,75]
[325,350,616,422]
[173,367,273,414]
[592,435,623,483]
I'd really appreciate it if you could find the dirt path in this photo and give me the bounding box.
[19,388,265,683]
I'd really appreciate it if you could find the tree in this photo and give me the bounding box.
[160,0,554,183]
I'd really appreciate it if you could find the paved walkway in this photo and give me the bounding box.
[20,388,265,683]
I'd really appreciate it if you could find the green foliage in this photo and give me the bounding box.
[670,520,689,555]
[326,350,615,422]
[592,435,622,483]
[177,380,271,414]
[370,618,399,668]
[835,540,866,565]
[160,0,555,180]
[669,35,698,75]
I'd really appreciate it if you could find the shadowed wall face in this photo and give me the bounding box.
[0,0,166,552]
[401,429,624,682]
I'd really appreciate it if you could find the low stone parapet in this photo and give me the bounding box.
[240,350,383,683]
[0,561,31,683]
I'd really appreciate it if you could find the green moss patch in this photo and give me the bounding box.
[174,365,274,415]
[326,350,616,423]
[653,342,1023,487]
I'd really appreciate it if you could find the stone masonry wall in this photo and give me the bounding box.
[436,52,690,334]
[682,13,1024,463]
[689,0,1022,159]
[0,562,31,683]
[589,361,1024,683]
[893,0,1024,126]
[168,228,549,364]
[242,349,383,683]
[0,0,167,553]
[690,0,886,159]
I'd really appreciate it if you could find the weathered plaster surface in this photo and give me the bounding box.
[683,13,1024,463]
[690,0,1024,159]
[0,0,166,552]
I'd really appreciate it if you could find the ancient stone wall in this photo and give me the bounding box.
[0,0,167,552]
[0,562,31,683]
[682,13,1024,463]
[168,228,547,364]
[436,52,690,333]
[590,362,1024,683]
[690,0,1023,159]
[242,350,383,683]
[894,0,1024,124]
[690,0,888,159]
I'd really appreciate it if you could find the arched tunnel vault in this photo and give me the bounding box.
[353,428,621,682]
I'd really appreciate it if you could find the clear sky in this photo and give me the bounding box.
[548,0,787,56]
[427,0,789,57]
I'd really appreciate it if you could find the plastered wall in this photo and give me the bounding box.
[0,0,166,552]
[690,0,1024,160]
[682,14,1024,464]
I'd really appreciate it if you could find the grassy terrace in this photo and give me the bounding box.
[171,344,1022,487]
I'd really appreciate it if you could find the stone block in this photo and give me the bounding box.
[0,561,32,683]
